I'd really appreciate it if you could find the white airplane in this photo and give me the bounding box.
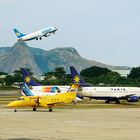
[13,26,58,41]
[70,66,140,104]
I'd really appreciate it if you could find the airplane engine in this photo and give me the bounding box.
[77,94,84,99]
[127,96,139,102]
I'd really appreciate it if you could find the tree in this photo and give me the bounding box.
[43,67,67,85]
[80,66,111,78]
[0,72,7,75]
[13,69,23,82]
[100,71,121,86]
[127,67,140,79]
[5,75,14,86]
[55,67,66,79]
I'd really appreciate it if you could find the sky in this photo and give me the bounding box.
[0,0,140,67]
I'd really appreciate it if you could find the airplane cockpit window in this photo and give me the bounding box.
[52,87,61,93]
[17,98,25,101]
[57,88,61,93]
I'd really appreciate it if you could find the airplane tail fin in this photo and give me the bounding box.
[21,68,42,86]
[13,28,26,38]
[20,83,34,96]
[70,66,91,86]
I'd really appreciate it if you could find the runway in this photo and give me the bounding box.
[0,108,140,140]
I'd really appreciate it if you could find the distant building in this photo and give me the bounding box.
[0,75,7,78]
[112,70,131,77]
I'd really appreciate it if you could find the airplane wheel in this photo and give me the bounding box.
[36,38,38,40]
[73,101,76,105]
[49,108,52,112]
[14,109,17,112]
[40,37,42,40]
[105,100,110,104]
[116,100,120,104]
[33,108,36,111]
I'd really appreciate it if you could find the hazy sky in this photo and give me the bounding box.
[0,0,140,67]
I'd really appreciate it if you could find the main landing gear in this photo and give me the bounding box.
[33,107,37,111]
[115,100,120,104]
[105,100,110,104]
[49,108,53,112]
[14,108,17,112]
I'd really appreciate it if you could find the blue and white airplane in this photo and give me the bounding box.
[13,26,58,41]
[70,66,140,104]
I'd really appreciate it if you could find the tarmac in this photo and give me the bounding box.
[0,108,140,140]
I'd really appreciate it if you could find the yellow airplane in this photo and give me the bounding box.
[7,83,79,112]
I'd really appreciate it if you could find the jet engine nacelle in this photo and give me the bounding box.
[127,96,139,102]
[77,94,84,99]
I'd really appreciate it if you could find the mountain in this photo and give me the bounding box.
[0,41,130,75]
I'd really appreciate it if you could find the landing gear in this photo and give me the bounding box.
[36,38,38,40]
[14,108,17,112]
[33,107,36,111]
[105,100,110,104]
[49,108,53,112]
[73,101,76,105]
[116,100,120,104]
[39,37,42,40]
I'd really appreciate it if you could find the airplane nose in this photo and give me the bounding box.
[7,101,16,107]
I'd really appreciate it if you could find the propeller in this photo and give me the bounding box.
[34,96,40,106]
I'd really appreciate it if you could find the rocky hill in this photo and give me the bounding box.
[0,41,130,75]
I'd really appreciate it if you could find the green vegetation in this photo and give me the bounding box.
[0,66,140,88]
[43,67,71,85]
[80,66,140,86]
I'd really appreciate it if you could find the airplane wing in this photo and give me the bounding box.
[84,94,136,100]
[118,94,135,100]
[42,30,51,37]
[39,100,64,108]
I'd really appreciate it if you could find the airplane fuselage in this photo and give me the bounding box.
[15,26,57,41]
[7,91,77,108]
[30,86,70,96]
[79,86,140,101]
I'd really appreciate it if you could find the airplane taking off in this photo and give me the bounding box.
[7,83,79,112]
[13,26,58,41]
[70,66,140,104]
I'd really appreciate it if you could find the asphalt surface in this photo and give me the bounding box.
[0,108,140,140]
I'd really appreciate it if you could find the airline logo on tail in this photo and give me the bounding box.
[24,76,31,83]
[21,68,42,86]
[73,75,80,83]
[15,31,21,37]
[70,66,91,86]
